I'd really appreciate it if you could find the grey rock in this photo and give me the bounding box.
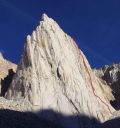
[95,64,120,110]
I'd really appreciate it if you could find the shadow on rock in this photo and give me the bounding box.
[102,117,120,128]
[0,109,120,128]
[1,69,15,97]
[0,109,100,128]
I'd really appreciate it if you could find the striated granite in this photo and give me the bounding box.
[6,14,115,124]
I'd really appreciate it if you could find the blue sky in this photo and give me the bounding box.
[0,0,120,68]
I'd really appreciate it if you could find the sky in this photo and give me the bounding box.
[0,0,120,68]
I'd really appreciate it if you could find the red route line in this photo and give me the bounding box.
[80,50,113,114]
[34,38,112,114]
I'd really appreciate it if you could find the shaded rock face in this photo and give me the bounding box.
[102,65,120,93]
[0,109,102,128]
[96,64,120,110]
[0,53,17,96]
[6,14,115,122]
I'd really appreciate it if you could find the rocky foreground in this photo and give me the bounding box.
[0,14,120,128]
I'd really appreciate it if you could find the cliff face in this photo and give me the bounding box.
[6,14,115,122]
[0,53,17,96]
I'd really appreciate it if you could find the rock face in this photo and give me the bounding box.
[0,54,31,112]
[0,53,17,96]
[6,14,115,123]
[95,64,120,110]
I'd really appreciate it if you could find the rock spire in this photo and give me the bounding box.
[6,14,115,123]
